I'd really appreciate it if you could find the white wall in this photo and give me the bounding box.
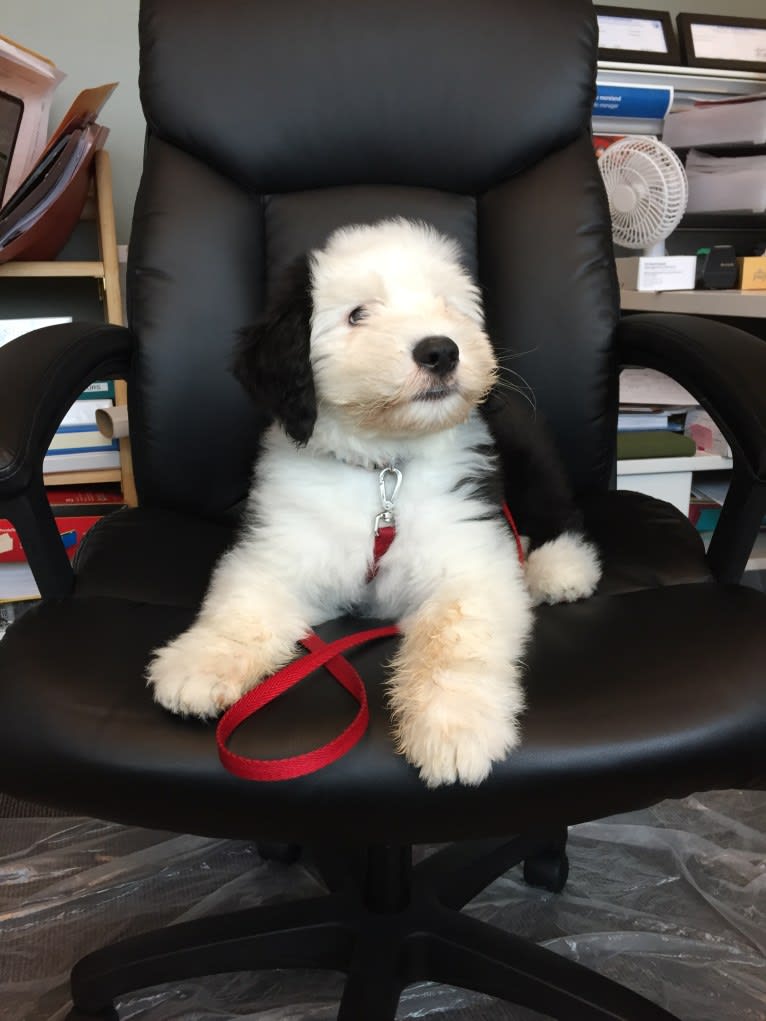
[3,0,764,243]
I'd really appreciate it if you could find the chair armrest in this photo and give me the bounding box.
[0,321,135,597]
[617,312,766,583]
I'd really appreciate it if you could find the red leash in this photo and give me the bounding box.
[216,626,398,781]
[217,500,522,781]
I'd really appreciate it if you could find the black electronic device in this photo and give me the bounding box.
[695,245,739,290]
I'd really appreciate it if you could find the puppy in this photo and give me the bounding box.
[147,219,600,787]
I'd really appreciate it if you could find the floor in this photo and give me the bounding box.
[0,790,764,1021]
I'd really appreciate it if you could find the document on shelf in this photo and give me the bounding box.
[662,95,766,148]
[685,149,766,214]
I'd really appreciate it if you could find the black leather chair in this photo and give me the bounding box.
[1,1,765,1018]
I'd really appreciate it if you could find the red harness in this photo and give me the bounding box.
[217,499,524,782]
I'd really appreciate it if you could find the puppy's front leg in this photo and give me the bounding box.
[147,550,312,719]
[388,560,532,788]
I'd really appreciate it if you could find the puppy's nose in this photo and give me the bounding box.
[412,335,459,376]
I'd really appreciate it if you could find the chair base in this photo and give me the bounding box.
[67,835,680,1021]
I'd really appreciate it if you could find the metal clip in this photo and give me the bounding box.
[375,466,402,534]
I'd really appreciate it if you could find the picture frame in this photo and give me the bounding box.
[594,6,680,66]
[677,13,766,72]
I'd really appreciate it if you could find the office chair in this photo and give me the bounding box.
[0,1,764,1017]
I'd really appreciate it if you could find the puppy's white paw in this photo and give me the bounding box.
[525,532,601,606]
[392,670,524,788]
[147,626,272,718]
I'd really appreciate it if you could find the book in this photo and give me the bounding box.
[45,485,124,512]
[617,409,685,432]
[0,485,123,601]
[0,561,40,602]
[42,448,121,474]
[80,380,116,400]
[617,430,697,460]
[47,426,119,455]
[0,34,65,203]
[0,513,106,564]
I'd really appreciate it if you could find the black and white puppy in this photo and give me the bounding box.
[147,219,600,787]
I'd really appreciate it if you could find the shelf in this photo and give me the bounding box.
[0,150,136,507]
[597,60,766,101]
[0,261,105,279]
[620,288,766,317]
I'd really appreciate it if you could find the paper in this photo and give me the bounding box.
[0,316,71,348]
[620,368,697,408]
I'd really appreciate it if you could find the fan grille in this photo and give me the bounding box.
[598,136,688,250]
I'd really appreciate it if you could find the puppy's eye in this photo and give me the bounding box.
[348,306,368,325]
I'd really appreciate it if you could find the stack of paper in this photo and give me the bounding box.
[685,149,766,214]
[662,94,766,149]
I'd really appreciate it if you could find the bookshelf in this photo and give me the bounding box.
[0,149,136,506]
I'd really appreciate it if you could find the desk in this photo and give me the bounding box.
[616,452,731,514]
[620,288,766,318]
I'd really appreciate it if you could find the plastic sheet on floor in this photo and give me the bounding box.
[0,789,764,1020]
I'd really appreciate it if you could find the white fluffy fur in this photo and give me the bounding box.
[525,532,602,606]
[147,219,598,787]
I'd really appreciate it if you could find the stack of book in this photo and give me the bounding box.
[618,368,698,460]
[0,484,125,603]
[0,317,124,602]
[44,380,121,476]
[0,317,121,475]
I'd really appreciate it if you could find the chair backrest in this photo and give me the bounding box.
[127,0,620,516]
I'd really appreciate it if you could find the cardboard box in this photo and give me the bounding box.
[738,257,766,291]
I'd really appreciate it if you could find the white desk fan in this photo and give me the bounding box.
[598,135,695,291]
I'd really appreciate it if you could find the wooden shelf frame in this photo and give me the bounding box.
[0,149,137,505]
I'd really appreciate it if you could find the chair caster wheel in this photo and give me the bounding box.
[256,841,302,864]
[523,850,569,893]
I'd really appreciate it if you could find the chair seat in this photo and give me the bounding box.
[1,490,763,846]
[69,487,712,608]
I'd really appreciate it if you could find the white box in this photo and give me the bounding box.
[617,256,697,292]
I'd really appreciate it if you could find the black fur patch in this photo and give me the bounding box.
[453,443,505,521]
[481,390,584,548]
[232,255,317,444]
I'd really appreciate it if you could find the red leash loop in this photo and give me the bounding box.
[217,502,524,781]
[217,625,399,781]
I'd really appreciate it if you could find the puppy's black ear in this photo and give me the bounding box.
[233,255,317,444]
